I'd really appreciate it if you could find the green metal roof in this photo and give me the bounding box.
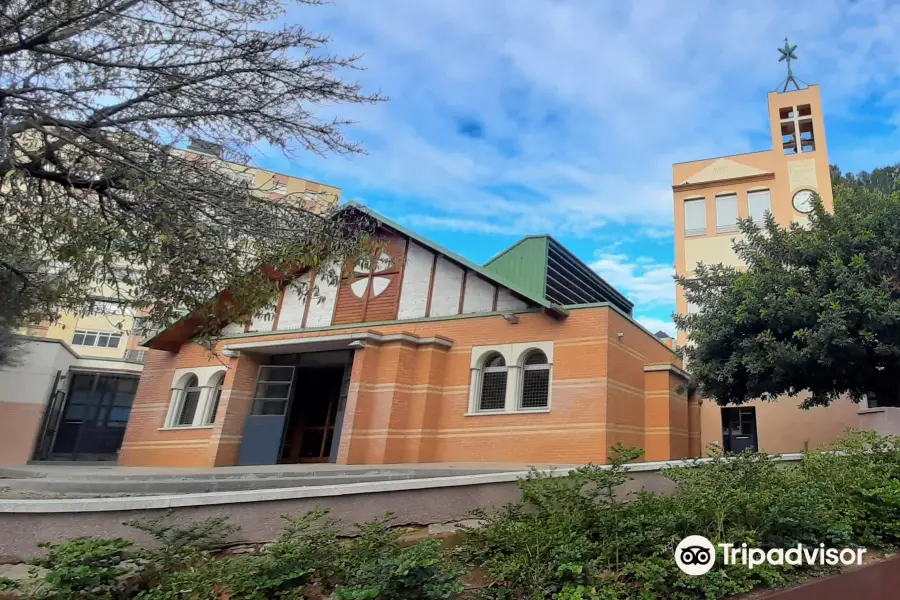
[483,235,549,299]
[484,233,634,315]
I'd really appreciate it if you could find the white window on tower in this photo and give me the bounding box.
[748,190,771,224]
[716,194,739,233]
[684,198,706,236]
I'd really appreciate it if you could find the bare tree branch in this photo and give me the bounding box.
[0,0,386,362]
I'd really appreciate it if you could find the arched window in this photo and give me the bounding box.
[176,375,201,426]
[520,350,550,409]
[479,353,508,411]
[206,374,224,425]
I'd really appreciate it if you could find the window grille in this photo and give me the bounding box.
[521,350,550,409]
[479,353,507,411]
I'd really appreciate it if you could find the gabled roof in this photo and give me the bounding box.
[342,202,566,316]
[143,202,570,350]
[484,234,634,315]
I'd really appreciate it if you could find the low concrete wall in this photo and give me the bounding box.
[0,466,683,559]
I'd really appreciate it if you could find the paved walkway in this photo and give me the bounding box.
[1,461,561,477]
[0,461,574,498]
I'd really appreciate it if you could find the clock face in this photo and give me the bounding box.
[792,189,815,213]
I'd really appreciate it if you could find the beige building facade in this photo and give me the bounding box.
[672,85,859,454]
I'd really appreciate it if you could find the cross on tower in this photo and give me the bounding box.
[777,38,806,92]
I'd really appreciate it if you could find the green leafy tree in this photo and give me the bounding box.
[676,185,900,407]
[831,163,900,197]
[0,0,383,360]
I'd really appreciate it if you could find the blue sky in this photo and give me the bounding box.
[252,0,900,336]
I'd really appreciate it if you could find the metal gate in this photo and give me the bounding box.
[33,371,67,461]
[236,365,296,465]
[44,373,139,461]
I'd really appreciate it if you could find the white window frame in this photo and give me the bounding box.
[686,300,701,316]
[174,375,202,427]
[467,342,554,415]
[204,373,225,425]
[232,169,255,187]
[683,278,701,317]
[684,198,706,237]
[747,189,771,224]
[71,329,123,348]
[715,193,739,233]
[476,353,508,412]
[86,300,126,316]
[163,366,228,429]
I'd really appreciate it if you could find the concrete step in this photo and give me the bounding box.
[0,466,494,482]
[0,471,428,494]
[2,469,423,482]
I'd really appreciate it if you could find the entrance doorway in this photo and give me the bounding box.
[280,367,344,463]
[237,350,353,466]
[721,407,758,453]
[40,373,139,461]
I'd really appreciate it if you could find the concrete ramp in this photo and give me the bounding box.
[0,462,539,498]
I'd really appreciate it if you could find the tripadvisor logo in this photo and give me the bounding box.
[675,536,716,576]
[675,536,866,576]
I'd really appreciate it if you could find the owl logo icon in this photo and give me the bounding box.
[675,535,716,576]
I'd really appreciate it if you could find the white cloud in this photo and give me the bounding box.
[636,315,676,338]
[268,0,900,239]
[638,227,674,241]
[401,214,546,236]
[590,253,675,307]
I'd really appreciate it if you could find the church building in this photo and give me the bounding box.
[122,203,697,467]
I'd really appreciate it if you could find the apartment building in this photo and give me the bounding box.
[1,143,340,465]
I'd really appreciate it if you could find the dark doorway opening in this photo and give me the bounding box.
[45,373,139,461]
[280,366,344,463]
[237,350,353,466]
[721,407,758,453]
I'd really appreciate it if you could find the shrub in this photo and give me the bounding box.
[458,431,898,599]
[15,431,900,600]
[458,445,646,599]
[136,554,315,600]
[333,515,465,599]
[26,537,139,600]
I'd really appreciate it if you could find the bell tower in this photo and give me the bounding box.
[765,39,833,223]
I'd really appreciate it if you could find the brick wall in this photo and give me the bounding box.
[119,348,215,466]
[209,352,259,466]
[121,306,692,467]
